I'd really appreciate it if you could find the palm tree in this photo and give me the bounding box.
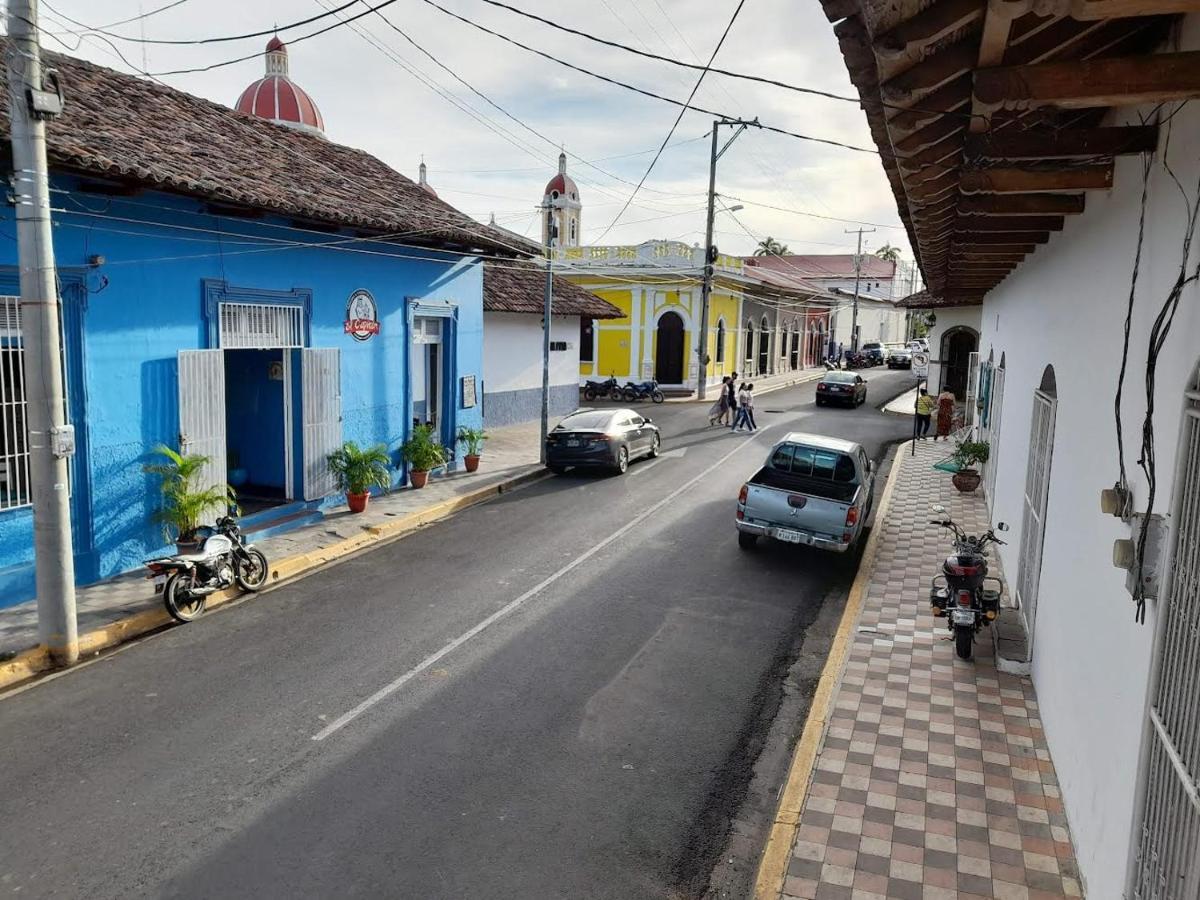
[875,243,901,262]
[753,236,789,257]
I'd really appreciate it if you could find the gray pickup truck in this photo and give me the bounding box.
[735,432,876,552]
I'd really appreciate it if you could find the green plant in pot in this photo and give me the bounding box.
[951,439,990,493]
[327,441,392,513]
[457,426,487,473]
[401,424,447,489]
[143,445,237,552]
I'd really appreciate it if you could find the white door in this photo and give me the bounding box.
[983,365,1006,506]
[301,348,341,501]
[177,349,227,500]
[1015,389,1056,638]
[964,351,980,426]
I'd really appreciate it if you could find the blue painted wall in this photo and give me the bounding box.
[0,177,486,606]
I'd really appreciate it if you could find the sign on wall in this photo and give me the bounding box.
[343,289,381,341]
[461,374,477,409]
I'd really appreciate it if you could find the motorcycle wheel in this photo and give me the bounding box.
[954,624,974,660]
[164,571,206,623]
[623,388,638,402]
[583,387,597,401]
[651,390,665,403]
[235,548,270,592]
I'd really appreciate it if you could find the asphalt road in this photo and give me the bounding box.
[0,369,914,900]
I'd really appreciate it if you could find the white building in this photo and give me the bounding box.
[824,1,1200,893]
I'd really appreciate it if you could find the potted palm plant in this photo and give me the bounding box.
[457,426,487,473]
[143,445,236,553]
[327,441,392,513]
[951,439,990,493]
[401,424,446,489]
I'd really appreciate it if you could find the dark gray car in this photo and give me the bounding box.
[545,408,661,475]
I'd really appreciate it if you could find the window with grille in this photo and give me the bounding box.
[0,295,29,510]
[218,302,304,349]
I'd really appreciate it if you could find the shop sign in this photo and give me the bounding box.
[344,289,381,341]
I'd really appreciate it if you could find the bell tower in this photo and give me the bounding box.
[541,152,582,249]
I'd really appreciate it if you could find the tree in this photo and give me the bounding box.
[875,243,901,262]
[754,237,789,257]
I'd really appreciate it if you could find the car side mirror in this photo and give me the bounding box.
[997,522,1009,532]
[643,417,652,424]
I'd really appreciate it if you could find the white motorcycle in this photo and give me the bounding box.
[145,515,269,622]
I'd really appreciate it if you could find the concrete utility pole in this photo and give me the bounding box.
[539,204,556,465]
[845,227,875,353]
[6,0,78,664]
[696,117,756,402]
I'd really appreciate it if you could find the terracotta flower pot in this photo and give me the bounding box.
[952,468,981,493]
[464,454,481,473]
[410,469,430,489]
[347,491,370,513]
[175,538,202,556]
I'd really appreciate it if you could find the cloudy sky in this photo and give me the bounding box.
[36,0,911,260]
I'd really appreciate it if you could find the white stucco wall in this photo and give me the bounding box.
[830,301,906,348]
[977,56,1200,895]
[482,311,581,424]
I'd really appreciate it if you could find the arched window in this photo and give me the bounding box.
[744,319,755,363]
[716,319,726,363]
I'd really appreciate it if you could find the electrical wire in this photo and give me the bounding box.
[591,0,747,243]
[42,0,191,34]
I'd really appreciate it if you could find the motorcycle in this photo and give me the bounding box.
[927,507,1008,659]
[145,514,270,623]
[583,376,621,401]
[622,379,665,403]
[842,351,869,370]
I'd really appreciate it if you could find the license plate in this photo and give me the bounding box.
[153,574,167,594]
[774,528,805,544]
[951,608,976,625]
[566,439,580,447]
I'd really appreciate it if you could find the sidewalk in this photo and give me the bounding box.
[0,421,543,668]
[766,441,1082,899]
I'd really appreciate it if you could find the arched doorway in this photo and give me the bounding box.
[757,315,770,376]
[790,323,800,370]
[715,319,727,366]
[940,327,978,399]
[655,311,685,384]
[744,319,755,373]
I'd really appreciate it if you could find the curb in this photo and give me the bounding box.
[752,442,908,900]
[0,466,550,694]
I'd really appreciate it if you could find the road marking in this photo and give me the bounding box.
[628,446,687,477]
[312,432,766,742]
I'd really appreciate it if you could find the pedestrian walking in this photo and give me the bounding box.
[743,383,758,431]
[935,387,956,440]
[708,376,730,425]
[725,373,738,425]
[915,387,935,439]
[731,383,750,431]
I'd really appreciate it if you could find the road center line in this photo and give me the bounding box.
[312,431,770,742]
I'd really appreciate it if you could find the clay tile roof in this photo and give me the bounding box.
[483,262,623,319]
[896,289,979,309]
[749,254,896,279]
[4,41,521,256]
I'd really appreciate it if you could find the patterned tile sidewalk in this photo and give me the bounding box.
[781,441,1083,900]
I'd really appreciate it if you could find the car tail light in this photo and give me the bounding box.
[845,506,859,526]
[957,590,973,608]
[738,484,748,505]
[816,382,827,391]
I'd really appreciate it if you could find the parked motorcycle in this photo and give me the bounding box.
[622,379,665,403]
[842,351,869,370]
[927,507,1008,659]
[145,514,269,623]
[583,376,621,401]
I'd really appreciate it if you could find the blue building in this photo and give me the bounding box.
[0,43,522,606]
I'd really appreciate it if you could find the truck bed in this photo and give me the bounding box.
[747,466,862,505]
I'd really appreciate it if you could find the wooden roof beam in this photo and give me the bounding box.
[958,193,1085,214]
[881,42,981,105]
[958,215,1064,231]
[960,164,1113,193]
[875,0,986,57]
[975,52,1200,111]
[964,125,1158,159]
[954,232,1050,244]
[887,76,974,134]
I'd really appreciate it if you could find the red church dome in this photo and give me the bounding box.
[544,152,579,201]
[235,38,325,135]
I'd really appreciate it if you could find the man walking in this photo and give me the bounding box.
[915,387,936,440]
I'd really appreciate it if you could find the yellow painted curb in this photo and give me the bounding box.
[752,443,909,900]
[0,467,549,694]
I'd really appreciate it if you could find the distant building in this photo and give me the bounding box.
[234,37,325,135]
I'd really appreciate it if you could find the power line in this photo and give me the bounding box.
[592,0,746,244]
[43,0,192,34]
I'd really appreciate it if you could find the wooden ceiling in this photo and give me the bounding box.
[819,0,1200,303]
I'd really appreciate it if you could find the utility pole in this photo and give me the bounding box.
[845,227,875,353]
[539,203,556,465]
[696,117,756,402]
[6,0,78,665]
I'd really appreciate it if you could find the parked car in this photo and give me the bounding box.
[815,371,867,407]
[908,338,930,353]
[545,408,660,475]
[887,347,913,369]
[860,342,885,365]
[735,432,876,552]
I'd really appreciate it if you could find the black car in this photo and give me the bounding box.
[545,408,661,475]
[887,347,913,369]
[815,371,867,407]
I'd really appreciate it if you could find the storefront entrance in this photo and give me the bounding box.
[655,311,684,384]
[412,316,444,438]
[225,349,289,511]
